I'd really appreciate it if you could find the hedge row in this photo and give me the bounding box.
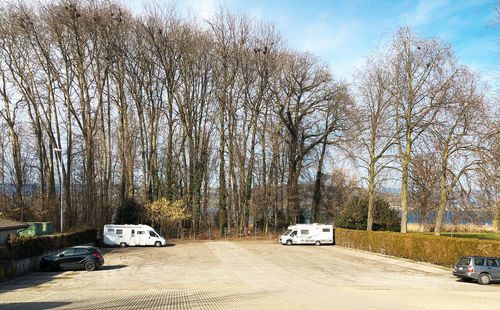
[5,229,98,260]
[334,228,500,267]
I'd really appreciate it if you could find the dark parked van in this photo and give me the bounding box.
[453,256,500,285]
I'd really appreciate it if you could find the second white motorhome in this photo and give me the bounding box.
[279,223,334,246]
[103,224,166,247]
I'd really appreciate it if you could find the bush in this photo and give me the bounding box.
[6,229,97,260]
[335,228,500,266]
[335,197,399,231]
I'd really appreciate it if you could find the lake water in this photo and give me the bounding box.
[404,210,493,225]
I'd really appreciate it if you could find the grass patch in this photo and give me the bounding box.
[413,232,500,241]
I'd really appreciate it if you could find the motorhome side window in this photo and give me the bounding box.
[137,231,145,235]
[116,229,123,235]
[300,230,309,235]
[149,231,157,237]
[322,228,330,232]
[107,228,114,233]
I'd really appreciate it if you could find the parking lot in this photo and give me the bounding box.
[0,240,499,309]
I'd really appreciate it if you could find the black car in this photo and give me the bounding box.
[40,246,104,271]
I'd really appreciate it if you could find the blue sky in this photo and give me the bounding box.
[126,0,498,85]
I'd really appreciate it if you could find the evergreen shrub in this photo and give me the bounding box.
[335,197,399,231]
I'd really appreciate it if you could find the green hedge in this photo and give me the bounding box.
[6,229,97,260]
[335,228,500,267]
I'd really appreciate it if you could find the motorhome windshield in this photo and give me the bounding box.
[284,230,292,236]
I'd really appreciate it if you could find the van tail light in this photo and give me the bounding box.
[93,254,101,259]
[453,266,457,272]
[468,265,474,273]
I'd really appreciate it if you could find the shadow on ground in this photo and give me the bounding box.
[0,302,71,310]
[96,264,127,271]
[100,243,176,252]
[0,270,63,292]
[455,278,500,286]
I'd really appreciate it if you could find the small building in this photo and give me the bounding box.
[18,222,53,237]
[0,218,29,245]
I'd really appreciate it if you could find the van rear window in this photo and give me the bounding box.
[456,258,471,265]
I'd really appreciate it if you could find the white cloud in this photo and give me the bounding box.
[398,0,451,27]
[184,0,218,21]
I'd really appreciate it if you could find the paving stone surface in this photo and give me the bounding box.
[1,240,499,309]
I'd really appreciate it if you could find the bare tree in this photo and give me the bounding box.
[388,27,459,233]
[0,5,24,217]
[432,69,487,235]
[475,113,500,232]
[352,55,397,231]
[273,52,350,224]
[408,151,440,231]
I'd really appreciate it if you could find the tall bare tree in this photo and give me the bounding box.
[432,69,486,235]
[388,28,459,233]
[273,52,350,224]
[353,56,397,231]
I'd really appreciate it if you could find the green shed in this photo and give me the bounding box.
[18,222,53,236]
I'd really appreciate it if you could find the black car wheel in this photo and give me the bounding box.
[84,261,96,271]
[120,242,127,248]
[155,241,162,247]
[315,241,321,246]
[478,273,491,285]
[286,240,292,246]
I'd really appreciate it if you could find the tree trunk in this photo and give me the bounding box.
[287,155,300,224]
[243,123,258,232]
[9,126,23,217]
[0,140,5,204]
[434,155,449,236]
[311,136,327,223]
[165,98,175,201]
[400,132,412,233]
[367,168,376,231]
[419,210,427,232]
[493,198,500,233]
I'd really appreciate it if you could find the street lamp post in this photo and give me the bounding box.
[54,148,63,232]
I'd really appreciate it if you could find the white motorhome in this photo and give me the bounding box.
[103,224,166,247]
[279,223,334,246]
